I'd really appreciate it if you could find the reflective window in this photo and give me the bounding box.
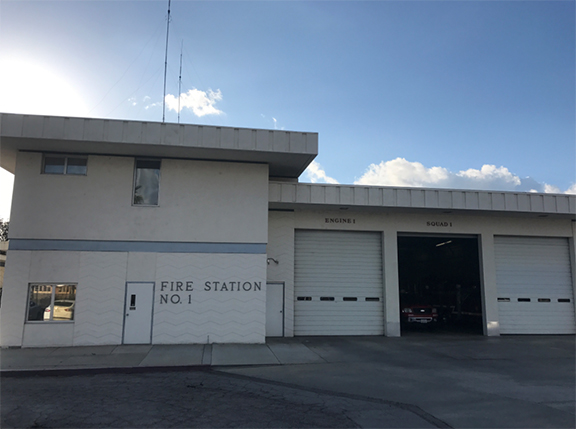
[27,284,76,322]
[66,158,88,175]
[43,156,87,175]
[133,159,160,206]
[43,156,65,174]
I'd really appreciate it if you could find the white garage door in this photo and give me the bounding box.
[294,230,384,336]
[495,236,575,334]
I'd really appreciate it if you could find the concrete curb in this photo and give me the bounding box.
[0,364,211,377]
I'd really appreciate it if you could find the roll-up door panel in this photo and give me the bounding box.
[495,236,575,334]
[294,230,384,335]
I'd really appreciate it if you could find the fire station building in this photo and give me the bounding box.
[0,113,574,347]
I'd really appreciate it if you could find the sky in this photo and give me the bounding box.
[0,0,574,220]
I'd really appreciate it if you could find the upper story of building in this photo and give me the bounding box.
[0,113,318,244]
[1,112,574,245]
[0,113,318,179]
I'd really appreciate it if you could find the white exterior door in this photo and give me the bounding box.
[266,282,284,337]
[495,236,575,334]
[123,282,154,344]
[294,230,384,336]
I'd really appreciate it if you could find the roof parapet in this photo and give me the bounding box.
[269,182,576,216]
[0,113,318,178]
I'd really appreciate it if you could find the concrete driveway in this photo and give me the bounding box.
[220,333,575,428]
[1,333,574,428]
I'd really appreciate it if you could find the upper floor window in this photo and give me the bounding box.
[133,159,161,206]
[43,155,87,175]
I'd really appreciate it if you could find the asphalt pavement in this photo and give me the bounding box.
[1,333,574,428]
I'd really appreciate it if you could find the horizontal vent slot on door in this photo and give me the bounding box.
[297,297,312,301]
[558,298,571,303]
[365,297,380,302]
[494,236,575,335]
[294,230,385,336]
[498,298,510,302]
[343,297,358,301]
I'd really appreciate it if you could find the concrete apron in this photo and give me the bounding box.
[0,340,325,373]
[1,335,574,428]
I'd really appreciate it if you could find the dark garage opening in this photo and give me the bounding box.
[398,235,483,334]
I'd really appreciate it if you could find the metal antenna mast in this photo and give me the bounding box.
[178,40,183,124]
[162,0,171,123]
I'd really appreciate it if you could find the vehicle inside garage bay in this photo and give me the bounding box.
[397,235,483,334]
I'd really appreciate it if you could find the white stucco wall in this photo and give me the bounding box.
[0,251,32,346]
[74,252,128,346]
[266,211,295,336]
[1,250,266,347]
[154,253,266,344]
[9,152,269,243]
[1,153,270,347]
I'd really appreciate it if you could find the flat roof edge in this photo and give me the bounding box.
[0,113,317,153]
[269,181,576,215]
[0,113,318,176]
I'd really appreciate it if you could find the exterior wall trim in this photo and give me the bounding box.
[0,113,318,177]
[9,239,267,254]
[269,182,576,216]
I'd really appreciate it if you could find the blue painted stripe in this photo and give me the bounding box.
[8,239,267,254]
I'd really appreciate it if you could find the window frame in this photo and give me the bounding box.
[42,154,88,176]
[132,158,161,207]
[26,283,77,323]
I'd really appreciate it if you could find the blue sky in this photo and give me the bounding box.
[0,0,574,219]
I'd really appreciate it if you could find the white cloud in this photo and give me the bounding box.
[130,96,160,110]
[302,161,339,184]
[353,158,574,194]
[565,184,576,195]
[165,88,223,117]
[544,183,562,194]
[261,114,284,130]
[454,164,523,190]
[144,101,161,110]
[355,158,450,188]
